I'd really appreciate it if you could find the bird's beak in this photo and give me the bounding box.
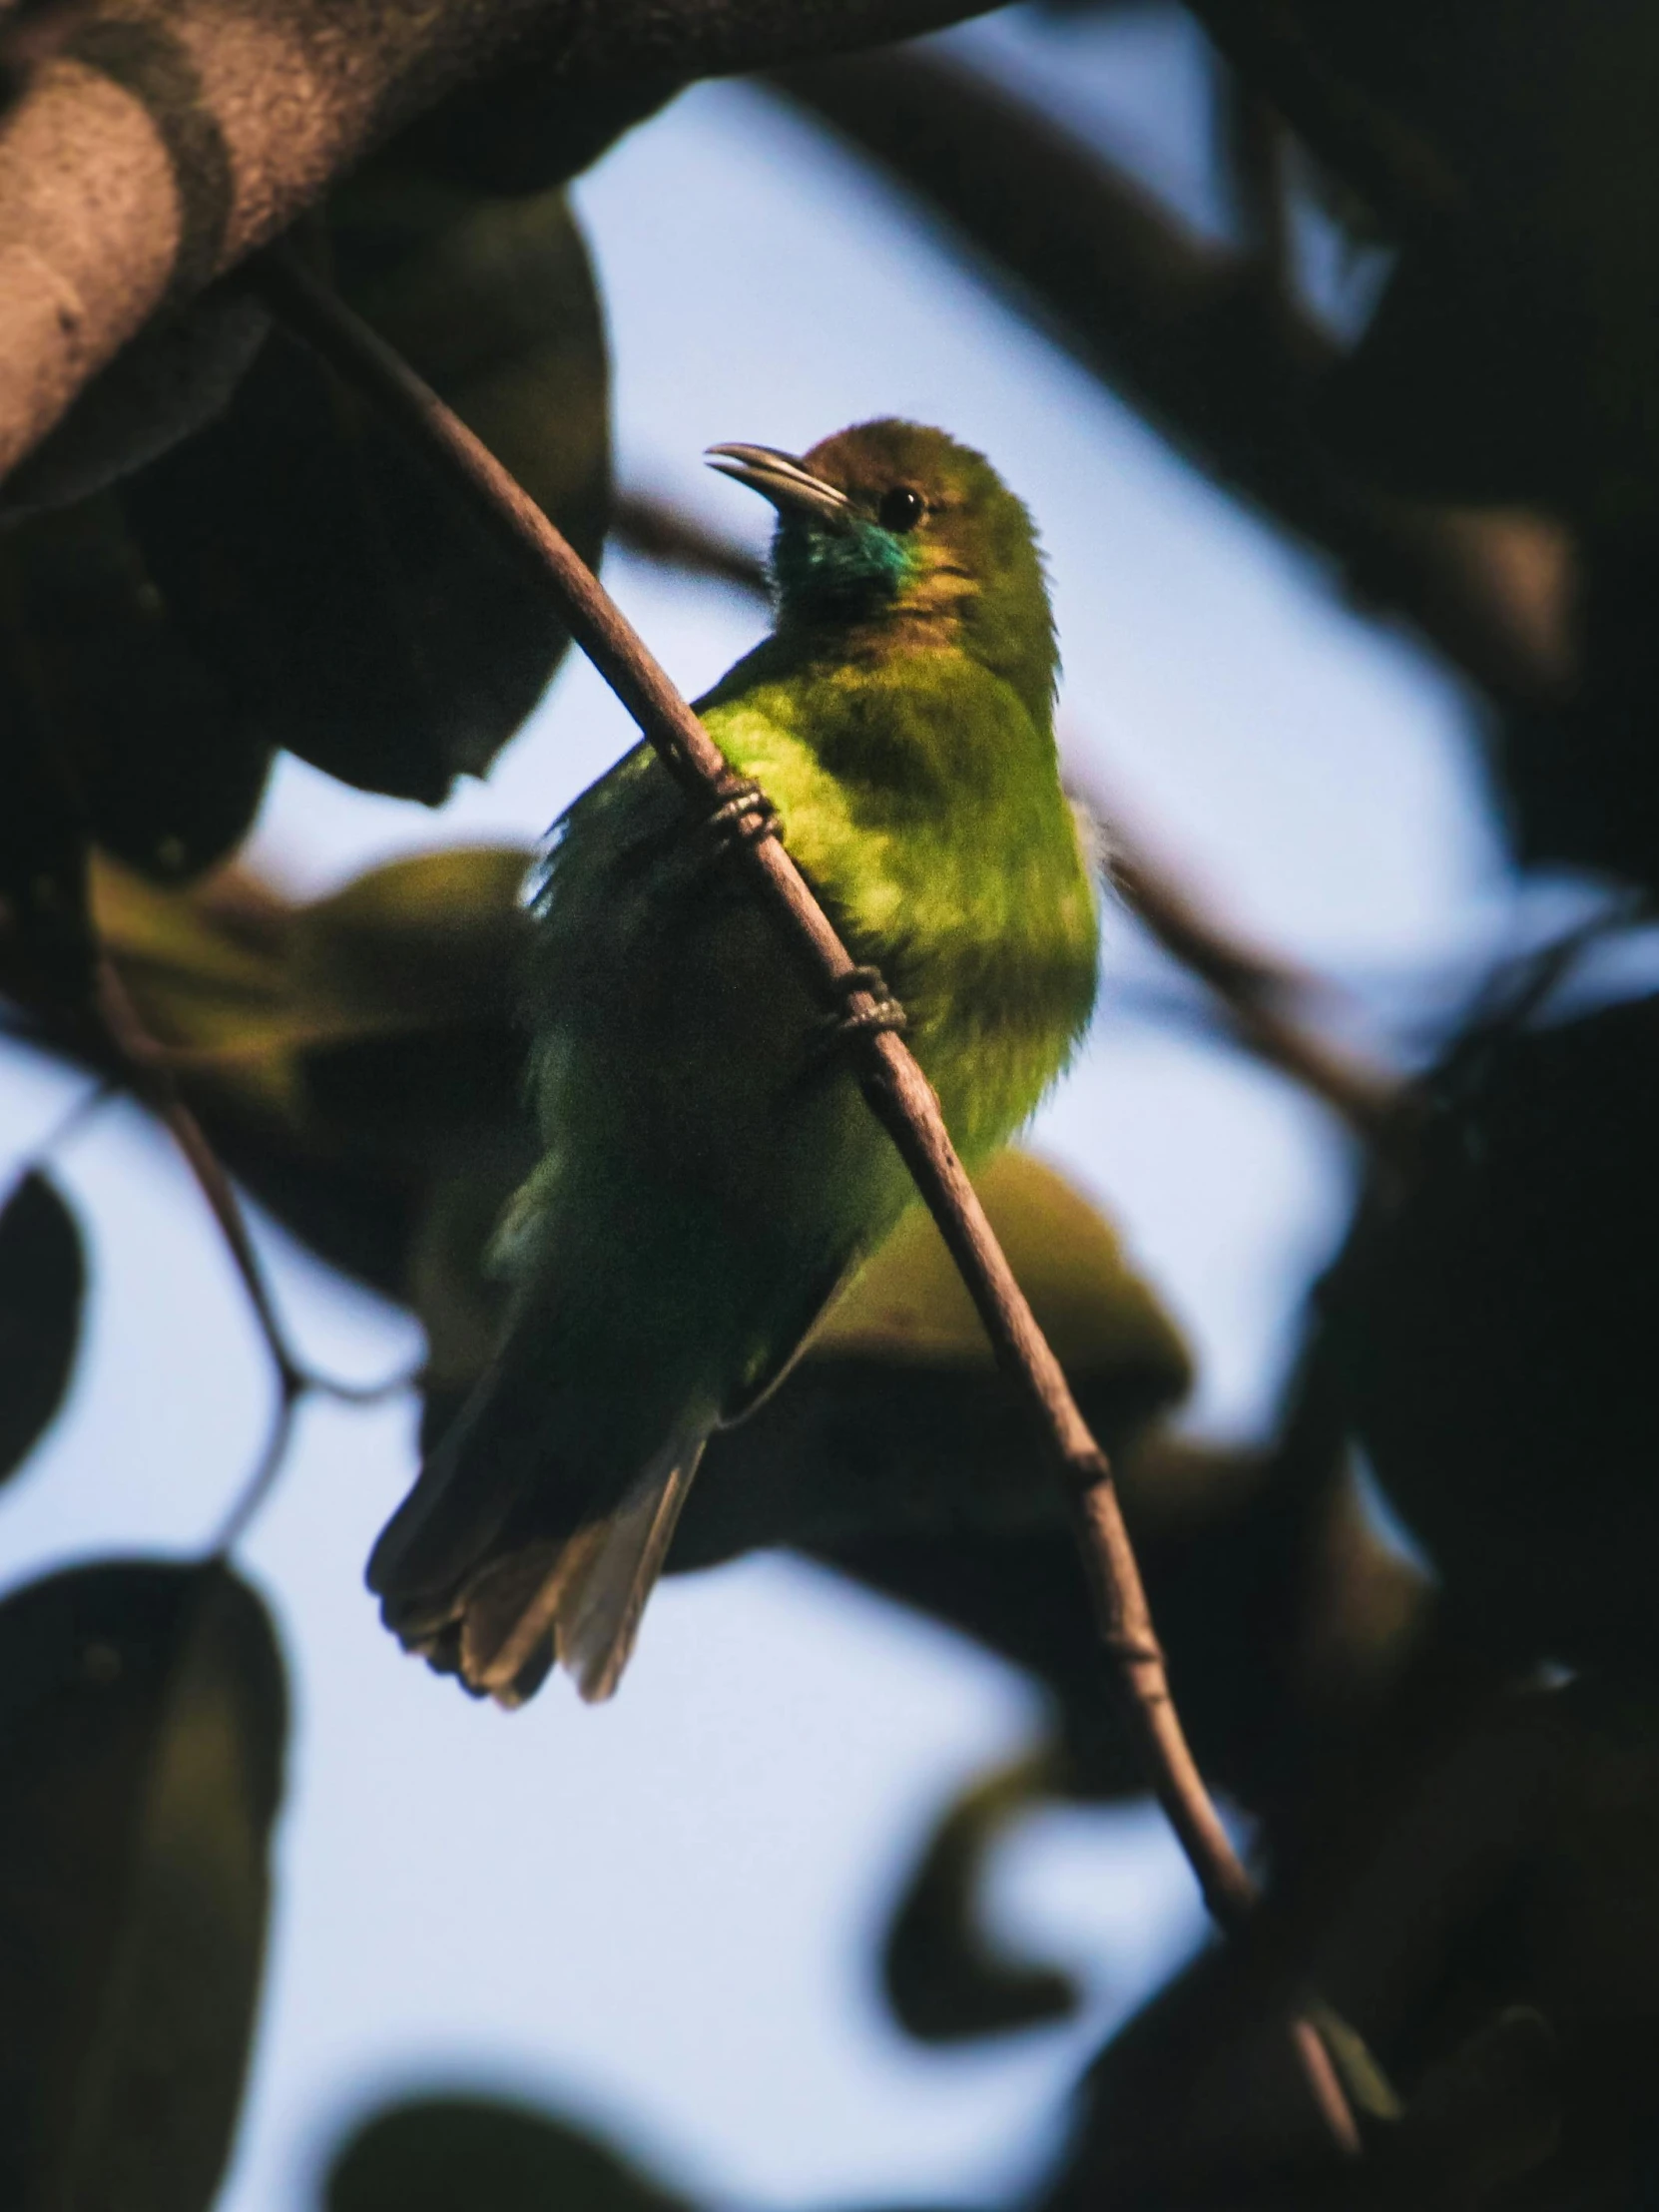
[705,443,854,529]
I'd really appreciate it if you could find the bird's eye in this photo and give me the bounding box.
[877,486,926,533]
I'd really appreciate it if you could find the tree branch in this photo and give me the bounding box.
[0,0,1003,487]
[255,248,1222,1877]
[766,47,1572,710]
[613,489,770,596]
[1100,815,1403,1144]
[253,246,1364,2156]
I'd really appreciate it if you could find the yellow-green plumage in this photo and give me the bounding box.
[367,419,1100,1704]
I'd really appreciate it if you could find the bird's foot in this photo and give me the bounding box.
[701,776,782,863]
[810,963,908,1064]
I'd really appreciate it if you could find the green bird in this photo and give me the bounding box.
[367,419,1100,1706]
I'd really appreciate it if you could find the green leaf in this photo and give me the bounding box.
[812,1148,1193,1379]
[0,1559,285,2212]
[882,1749,1080,2042]
[289,848,533,1162]
[125,180,609,804]
[0,1171,86,1485]
[677,1151,1192,1565]
[92,847,538,1302]
[324,2095,688,2212]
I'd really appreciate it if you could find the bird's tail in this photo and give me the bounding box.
[367,1359,713,1707]
[460,1421,707,1705]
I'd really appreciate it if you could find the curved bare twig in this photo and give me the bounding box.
[255,241,1362,2154]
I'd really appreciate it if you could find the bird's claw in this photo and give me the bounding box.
[810,963,908,1064]
[702,777,782,861]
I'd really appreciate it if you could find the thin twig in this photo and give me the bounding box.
[211,1389,299,1557]
[252,242,1361,2153]
[97,958,308,1399]
[16,1076,117,1177]
[1102,822,1403,1144]
[612,490,770,595]
[94,961,416,1410]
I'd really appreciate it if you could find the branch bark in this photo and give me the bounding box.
[254,243,1361,2153]
[0,0,1002,487]
[767,47,1572,710]
[257,250,1214,1883]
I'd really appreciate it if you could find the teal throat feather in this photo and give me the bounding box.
[367,418,1100,1707]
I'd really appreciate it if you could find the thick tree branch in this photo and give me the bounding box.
[767,48,1572,709]
[0,0,1003,486]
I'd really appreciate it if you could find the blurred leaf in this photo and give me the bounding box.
[0,291,270,523]
[91,845,536,1300]
[0,1171,84,1485]
[325,2094,688,2212]
[814,1149,1193,1378]
[1332,992,1659,1672]
[882,1749,1080,2042]
[393,58,683,195]
[677,1151,1192,1565]
[1205,2,1659,512]
[1384,2008,1560,2208]
[0,1558,284,2212]
[805,1436,1431,1827]
[288,847,531,1160]
[289,846,529,1023]
[125,179,608,803]
[0,496,266,888]
[1495,523,1659,891]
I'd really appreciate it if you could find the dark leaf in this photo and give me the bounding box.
[393,57,683,196]
[808,1433,1430,1826]
[882,1751,1080,2042]
[0,1171,85,1485]
[1384,2007,1560,2206]
[91,847,538,1301]
[1212,1,1659,509]
[1495,523,1659,890]
[0,1558,285,2212]
[0,495,270,882]
[126,179,609,803]
[1332,992,1659,1672]
[0,291,270,523]
[325,2094,688,2212]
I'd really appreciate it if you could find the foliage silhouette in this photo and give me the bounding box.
[4,1,1659,2207]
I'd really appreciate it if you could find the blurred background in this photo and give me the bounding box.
[0,3,1612,2208]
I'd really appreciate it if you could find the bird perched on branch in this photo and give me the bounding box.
[367,419,1100,1705]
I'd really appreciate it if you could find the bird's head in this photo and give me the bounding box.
[707,419,1056,722]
